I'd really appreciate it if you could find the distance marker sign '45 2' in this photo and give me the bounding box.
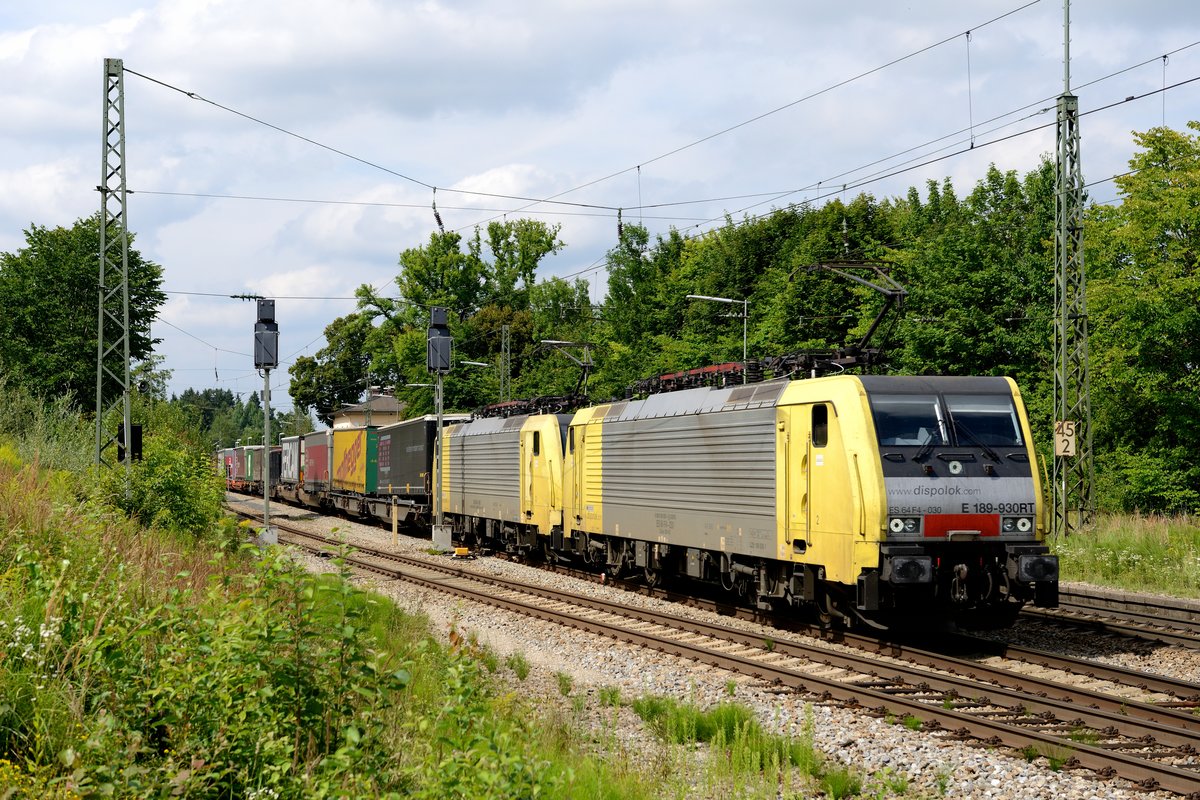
[1054,420,1077,457]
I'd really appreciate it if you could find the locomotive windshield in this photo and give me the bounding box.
[871,392,1023,448]
[944,394,1023,447]
[870,395,946,446]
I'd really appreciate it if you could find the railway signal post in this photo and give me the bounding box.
[428,307,453,551]
[254,299,279,545]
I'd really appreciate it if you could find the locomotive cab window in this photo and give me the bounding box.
[532,431,541,456]
[812,404,828,447]
[870,395,945,446]
[944,395,1023,447]
[567,427,574,454]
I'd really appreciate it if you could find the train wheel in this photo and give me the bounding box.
[816,604,835,628]
[644,565,662,588]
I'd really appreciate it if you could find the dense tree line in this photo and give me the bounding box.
[0,214,311,451]
[288,124,1200,513]
[172,387,314,449]
[0,213,164,405]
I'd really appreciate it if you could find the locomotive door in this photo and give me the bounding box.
[520,429,533,520]
[521,427,552,532]
[782,403,855,578]
[567,421,602,535]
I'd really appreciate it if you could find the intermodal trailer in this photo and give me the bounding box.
[218,448,235,482]
[377,414,472,497]
[330,427,379,515]
[303,430,332,497]
[277,435,303,502]
[371,414,469,524]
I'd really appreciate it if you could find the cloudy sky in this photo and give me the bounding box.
[3,1,1197,413]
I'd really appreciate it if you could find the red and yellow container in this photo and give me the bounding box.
[332,427,379,494]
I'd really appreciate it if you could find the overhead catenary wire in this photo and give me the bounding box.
[161,66,1199,314]
[455,1,1043,232]
[157,69,1200,385]
[126,67,616,213]
[125,2,1040,232]
[675,72,1200,241]
[132,37,1200,233]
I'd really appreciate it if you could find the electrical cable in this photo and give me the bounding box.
[125,3,1039,228]
[676,73,1200,240]
[130,37,1200,230]
[125,67,617,212]
[456,2,1042,230]
[157,318,251,357]
[129,189,706,221]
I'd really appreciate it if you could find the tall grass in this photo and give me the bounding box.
[0,377,92,477]
[630,695,830,797]
[1052,514,1200,597]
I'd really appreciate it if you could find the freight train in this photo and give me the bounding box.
[223,374,1059,628]
[221,413,469,524]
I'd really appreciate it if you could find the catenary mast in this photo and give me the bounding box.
[1052,1,1094,536]
[95,58,133,486]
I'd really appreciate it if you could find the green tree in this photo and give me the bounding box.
[1086,123,1200,512]
[0,213,165,405]
[289,313,375,425]
[890,163,1055,389]
[396,230,488,315]
[484,219,564,309]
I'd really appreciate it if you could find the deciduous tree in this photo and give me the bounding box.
[0,213,165,405]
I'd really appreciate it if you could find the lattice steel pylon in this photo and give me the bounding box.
[95,57,132,480]
[1051,3,1094,538]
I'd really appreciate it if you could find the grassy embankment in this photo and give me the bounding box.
[0,459,682,798]
[1051,514,1200,598]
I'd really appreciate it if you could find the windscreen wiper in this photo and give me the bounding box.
[950,419,1001,463]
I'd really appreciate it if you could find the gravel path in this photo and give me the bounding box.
[237,496,1191,799]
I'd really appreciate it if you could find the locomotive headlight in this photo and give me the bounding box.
[1002,517,1017,533]
[889,517,920,534]
[1016,517,1033,532]
[903,518,918,533]
[889,518,905,533]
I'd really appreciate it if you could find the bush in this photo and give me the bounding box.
[95,429,226,538]
[0,376,91,478]
[1095,447,1200,514]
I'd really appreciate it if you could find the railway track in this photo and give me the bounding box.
[1021,587,1200,649]
[237,507,1200,797]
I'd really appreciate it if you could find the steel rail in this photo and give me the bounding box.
[1021,606,1200,649]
